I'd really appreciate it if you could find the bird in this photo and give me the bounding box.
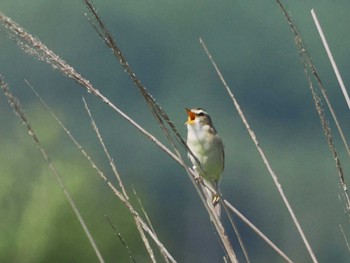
[185,108,225,218]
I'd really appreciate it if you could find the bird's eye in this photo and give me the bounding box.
[197,112,205,117]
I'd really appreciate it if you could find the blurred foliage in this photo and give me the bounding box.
[1,0,350,262]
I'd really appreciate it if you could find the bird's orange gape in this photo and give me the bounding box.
[185,108,196,124]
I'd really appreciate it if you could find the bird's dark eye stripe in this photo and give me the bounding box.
[197,112,206,117]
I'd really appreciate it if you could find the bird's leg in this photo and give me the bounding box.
[192,166,203,184]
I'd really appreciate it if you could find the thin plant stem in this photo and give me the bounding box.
[339,225,350,253]
[224,200,293,263]
[133,188,170,263]
[311,9,350,110]
[0,77,105,263]
[105,215,137,263]
[310,9,350,157]
[218,193,250,263]
[82,97,129,200]
[133,188,156,234]
[199,37,317,263]
[135,218,156,263]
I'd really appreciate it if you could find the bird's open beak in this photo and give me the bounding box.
[185,108,196,125]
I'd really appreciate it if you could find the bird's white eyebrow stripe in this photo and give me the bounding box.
[192,108,207,115]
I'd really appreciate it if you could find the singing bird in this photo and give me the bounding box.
[185,108,224,218]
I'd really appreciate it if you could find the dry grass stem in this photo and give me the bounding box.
[339,225,350,253]
[105,215,137,263]
[311,9,350,111]
[224,201,293,263]
[220,198,294,262]
[135,218,156,263]
[133,188,157,234]
[310,9,350,157]
[220,199,250,263]
[275,0,350,215]
[133,188,171,263]
[82,97,129,199]
[199,37,316,262]
[0,77,105,263]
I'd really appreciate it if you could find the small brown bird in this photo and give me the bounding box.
[185,108,224,218]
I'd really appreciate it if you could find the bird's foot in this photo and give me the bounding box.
[212,194,220,206]
[194,175,203,184]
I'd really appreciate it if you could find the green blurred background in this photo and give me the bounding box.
[1,0,350,262]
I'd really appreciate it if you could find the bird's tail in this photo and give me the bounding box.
[201,180,221,219]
